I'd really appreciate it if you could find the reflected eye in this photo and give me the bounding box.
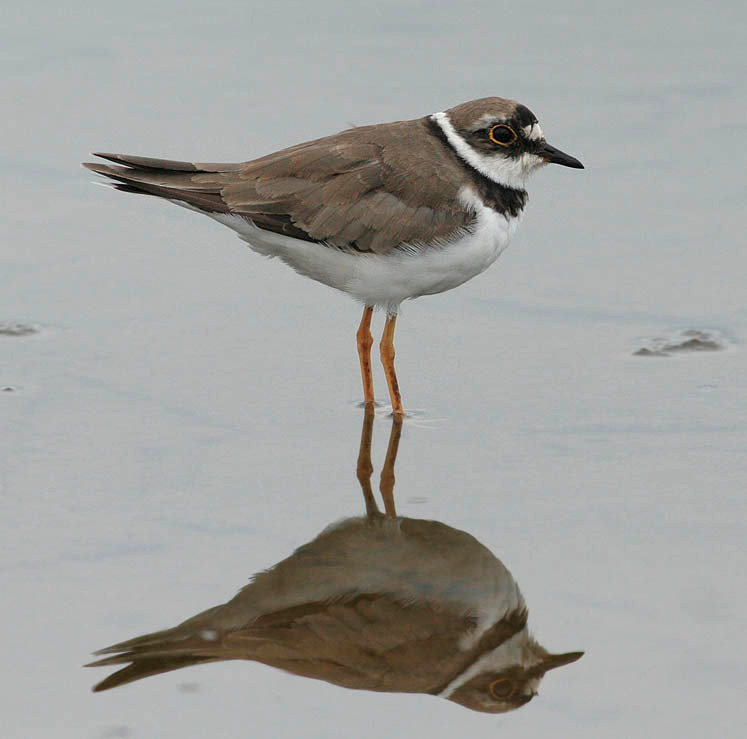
[489,678,516,699]
[488,124,517,146]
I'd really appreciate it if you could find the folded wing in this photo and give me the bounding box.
[83,119,473,254]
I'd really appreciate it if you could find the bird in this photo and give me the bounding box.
[83,97,583,416]
[88,410,583,712]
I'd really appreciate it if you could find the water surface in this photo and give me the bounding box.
[2,1,746,737]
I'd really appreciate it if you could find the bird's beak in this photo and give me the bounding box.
[541,651,585,672]
[537,142,584,169]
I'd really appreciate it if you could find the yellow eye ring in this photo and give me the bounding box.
[488,124,517,147]
[489,678,516,699]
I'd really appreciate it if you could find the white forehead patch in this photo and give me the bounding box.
[472,112,504,130]
[431,112,545,190]
[523,123,544,141]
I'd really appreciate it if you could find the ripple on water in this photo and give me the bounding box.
[0,321,39,336]
[633,329,729,357]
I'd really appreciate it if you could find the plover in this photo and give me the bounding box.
[84,97,583,415]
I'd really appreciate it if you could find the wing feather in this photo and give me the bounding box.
[88,594,478,693]
[84,117,474,254]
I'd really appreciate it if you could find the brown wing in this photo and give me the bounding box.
[83,118,474,254]
[88,594,478,693]
[225,594,479,693]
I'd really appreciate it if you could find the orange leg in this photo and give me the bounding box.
[379,312,403,417]
[356,306,375,406]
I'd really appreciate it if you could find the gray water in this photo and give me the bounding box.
[2,1,746,737]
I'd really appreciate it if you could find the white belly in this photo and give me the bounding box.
[201,193,521,314]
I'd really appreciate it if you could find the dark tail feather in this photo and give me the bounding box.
[91,152,241,173]
[82,158,231,213]
[91,655,217,692]
[87,604,232,691]
[81,152,242,212]
[82,151,311,242]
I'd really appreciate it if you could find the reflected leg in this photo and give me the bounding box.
[379,312,403,417]
[379,414,402,518]
[356,305,375,406]
[356,403,379,518]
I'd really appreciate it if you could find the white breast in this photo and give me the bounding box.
[199,187,521,314]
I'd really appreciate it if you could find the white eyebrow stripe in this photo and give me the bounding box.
[522,123,544,141]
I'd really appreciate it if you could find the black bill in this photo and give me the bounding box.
[537,142,584,169]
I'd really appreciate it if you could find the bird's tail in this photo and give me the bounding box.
[86,604,231,692]
[87,653,218,692]
[82,152,240,213]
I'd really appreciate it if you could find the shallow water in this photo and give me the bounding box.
[2,1,746,737]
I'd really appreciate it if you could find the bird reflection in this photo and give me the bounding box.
[89,409,582,712]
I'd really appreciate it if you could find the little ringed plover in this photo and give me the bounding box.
[84,97,583,415]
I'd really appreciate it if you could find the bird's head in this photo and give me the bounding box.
[442,633,583,714]
[432,96,584,190]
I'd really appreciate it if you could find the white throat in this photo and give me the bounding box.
[431,111,542,191]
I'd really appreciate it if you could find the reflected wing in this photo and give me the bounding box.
[88,594,476,693]
[228,594,477,693]
[83,119,473,254]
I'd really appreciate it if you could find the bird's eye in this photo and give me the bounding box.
[489,678,516,699]
[488,125,517,147]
